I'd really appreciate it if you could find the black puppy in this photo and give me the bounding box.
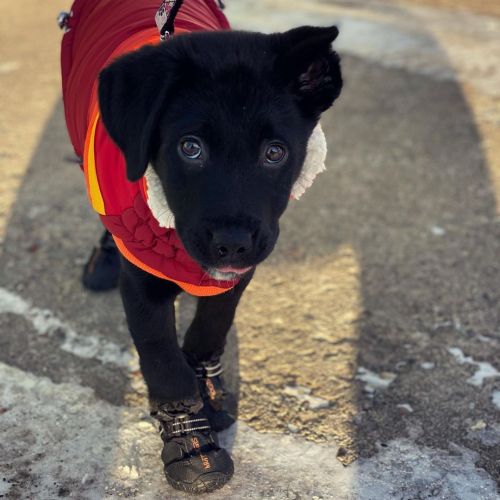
[89,27,342,494]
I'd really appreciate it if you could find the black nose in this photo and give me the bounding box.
[211,228,253,260]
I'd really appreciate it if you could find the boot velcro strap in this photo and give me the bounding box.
[159,416,211,439]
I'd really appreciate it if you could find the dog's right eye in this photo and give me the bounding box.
[179,138,203,160]
[263,142,288,166]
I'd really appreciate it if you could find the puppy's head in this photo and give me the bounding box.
[98,26,342,279]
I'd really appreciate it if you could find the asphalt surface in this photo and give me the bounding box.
[1,1,500,499]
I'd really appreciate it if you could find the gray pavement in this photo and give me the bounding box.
[1,1,500,498]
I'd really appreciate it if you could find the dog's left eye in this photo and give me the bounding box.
[264,143,287,165]
[180,139,203,160]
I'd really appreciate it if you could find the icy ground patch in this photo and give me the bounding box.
[0,363,497,499]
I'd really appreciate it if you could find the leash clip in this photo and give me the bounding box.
[155,0,183,41]
[57,11,71,31]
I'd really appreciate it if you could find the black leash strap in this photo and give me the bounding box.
[155,0,184,40]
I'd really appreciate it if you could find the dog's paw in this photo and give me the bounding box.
[195,359,236,432]
[154,404,233,494]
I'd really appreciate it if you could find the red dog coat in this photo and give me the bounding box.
[61,0,236,296]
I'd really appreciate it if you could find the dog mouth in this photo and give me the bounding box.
[206,265,253,280]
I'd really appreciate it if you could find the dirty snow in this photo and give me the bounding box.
[492,391,500,411]
[0,362,497,499]
[0,287,133,368]
[397,403,414,413]
[420,362,435,370]
[356,367,397,394]
[283,385,330,410]
[430,225,446,236]
[448,347,500,386]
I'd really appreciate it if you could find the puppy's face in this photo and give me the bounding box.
[99,27,342,279]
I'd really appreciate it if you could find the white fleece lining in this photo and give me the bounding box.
[290,123,328,199]
[144,167,176,229]
[144,122,327,228]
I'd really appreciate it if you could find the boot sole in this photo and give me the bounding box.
[165,469,233,494]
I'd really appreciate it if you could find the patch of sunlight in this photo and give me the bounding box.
[410,13,500,215]
[236,244,362,463]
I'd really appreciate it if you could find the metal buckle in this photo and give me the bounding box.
[159,415,211,438]
[57,11,70,31]
[160,30,171,42]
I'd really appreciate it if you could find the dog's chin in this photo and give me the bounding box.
[206,265,254,281]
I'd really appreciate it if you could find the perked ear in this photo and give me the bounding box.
[275,25,342,118]
[98,45,172,182]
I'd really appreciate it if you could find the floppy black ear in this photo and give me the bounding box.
[98,45,173,181]
[275,26,342,118]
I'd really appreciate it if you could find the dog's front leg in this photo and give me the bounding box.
[119,257,196,404]
[183,271,254,431]
[119,258,234,494]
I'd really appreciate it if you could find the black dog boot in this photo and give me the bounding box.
[152,399,234,494]
[82,230,120,291]
[194,358,236,432]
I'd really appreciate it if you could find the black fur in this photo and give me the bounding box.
[95,26,342,493]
